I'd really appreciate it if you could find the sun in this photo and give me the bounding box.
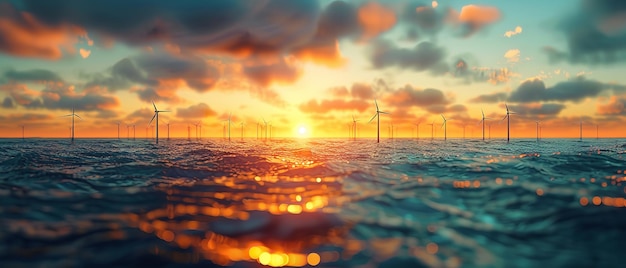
[295,125,310,138]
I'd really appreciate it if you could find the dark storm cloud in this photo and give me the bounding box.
[370,39,447,73]
[470,92,508,103]
[2,69,64,83]
[508,103,566,116]
[545,0,626,64]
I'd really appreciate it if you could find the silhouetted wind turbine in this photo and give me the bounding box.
[165,121,171,140]
[262,117,269,141]
[501,104,516,143]
[227,113,233,142]
[149,102,169,144]
[478,109,491,141]
[187,124,191,141]
[115,122,121,139]
[63,107,81,143]
[368,99,389,143]
[352,115,358,140]
[535,120,540,142]
[596,124,599,140]
[414,121,422,140]
[256,121,260,140]
[240,122,245,140]
[126,124,130,140]
[441,114,448,141]
[193,122,200,140]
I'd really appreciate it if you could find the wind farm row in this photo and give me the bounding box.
[10,100,606,143]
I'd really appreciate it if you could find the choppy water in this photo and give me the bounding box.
[1,138,625,267]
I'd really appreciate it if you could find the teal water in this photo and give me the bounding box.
[0,138,625,267]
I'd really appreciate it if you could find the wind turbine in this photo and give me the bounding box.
[501,103,516,143]
[428,120,435,140]
[193,122,200,140]
[414,121,422,140]
[256,121,260,140]
[478,109,491,141]
[126,124,130,140]
[368,99,389,143]
[352,115,358,140]
[149,102,169,144]
[535,120,540,142]
[132,124,136,140]
[227,113,233,142]
[262,117,269,141]
[596,124,599,140]
[441,114,448,141]
[20,125,24,140]
[240,122,245,140]
[165,121,171,140]
[62,107,81,143]
[187,124,191,141]
[115,122,121,139]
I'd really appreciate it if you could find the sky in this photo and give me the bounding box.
[1,0,626,139]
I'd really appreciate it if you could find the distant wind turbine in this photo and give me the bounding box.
[428,120,435,140]
[240,122,245,140]
[20,125,24,140]
[262,117,269,141]
[115,122,121,139]
[165,121,171,140]
[479,109,491,141]
[368,99,389,143]
[352,115,358,140]
[62,107,81,143]
[149,102,169,144]
[126,124,130,140]
[414,121,422,140]
[596,124,599,140]
[187,124,191,141]
[227,113,233,142]
[441,114,448,141]
[501,103,516,143]
[535,120,540,142]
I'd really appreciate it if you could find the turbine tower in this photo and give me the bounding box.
[368,99,389,143]
[441,114,448,141]
[428,120,435,140]
[63,107,81,143]
[149,102,169,144]
[479,109,491,141]
[414,121,422,140]
[352,115,358,140]
[535,121,540,142]
[501,104,516,143]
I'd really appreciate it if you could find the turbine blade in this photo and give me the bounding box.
[379,111,390,114]
[441,114,445,120]
[505,103,509,111]
[481,109,485,118]
[74,114,82,119]
[368,113,377,123]
[501,115,508,121]
[149,113,157,124]
[152,101,157,111]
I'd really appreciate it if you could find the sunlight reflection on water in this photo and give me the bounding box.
[1,138,626,267]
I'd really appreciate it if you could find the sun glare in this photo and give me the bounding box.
[296,125,310,138]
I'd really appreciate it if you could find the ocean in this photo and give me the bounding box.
[0,138,625,267]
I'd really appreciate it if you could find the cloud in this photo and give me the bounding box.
[545,0,626,64]
[176,103,217,118]
[357,2,397,39]
[79,48,90,58]
[0,79,119,111]
[370,39,447,73]
[243,57,301,86]
[82,52,219,103]
[504,49,520,62]
[507,103,566,117]
[470,92,508,103]
[508,77,626,103]
[2,97,13,108]
[384,85,450,108]
[0,3,86,59]
[504,26,523,37]
[597,96,626,115]
[299,99,369,114]
[454,5,501,37]
[3,69,64,83]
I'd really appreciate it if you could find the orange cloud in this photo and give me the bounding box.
[357,2,397,39]
[292,39,345,67]
[79,48,91,58]
[597,96,626,115]
[299,99,369,114]
[0,7,85,59]
[458,5,500,25]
